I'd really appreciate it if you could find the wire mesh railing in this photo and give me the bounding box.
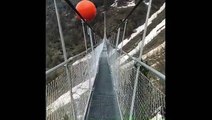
[46,41,104,120]
[106,40,134,119]
[106,41,165,120]
[105,0,166,119]
[46,0,104,119]
[46,66,74,120]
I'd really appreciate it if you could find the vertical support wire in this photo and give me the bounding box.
[81,20,92,120]
[104,11,107,40]
[81,20,91,88]
[129,0,153,119]
[120,19,128,51]
[82,27,95,120]
[81,20,88,53]
[116,20,128,120]
[88,27,95,89]
[115,28,120,91]
[115,28,121,49]
[53,0,76,119]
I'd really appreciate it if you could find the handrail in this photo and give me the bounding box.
[46,50,87,75]
[46,42,102,75]
[107,41,165,80]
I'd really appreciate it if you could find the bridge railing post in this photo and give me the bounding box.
[53,0,77,119]
[104,11,107,40]
[114,28,121,91]
[88,27,95,89]
[81,20,88,53]
[129,0,153,119]
[81,20,92,91]
[120,19,128,51]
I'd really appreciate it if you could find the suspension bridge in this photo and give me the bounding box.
[46,0,165,120]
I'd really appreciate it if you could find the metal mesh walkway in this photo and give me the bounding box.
[86,45,121,120]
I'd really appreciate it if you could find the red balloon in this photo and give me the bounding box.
[76,0,97,22]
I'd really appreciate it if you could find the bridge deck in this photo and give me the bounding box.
[86,45,121,120]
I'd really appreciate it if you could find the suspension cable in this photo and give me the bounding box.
[63,0,103,39]
[108,0,144,38]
